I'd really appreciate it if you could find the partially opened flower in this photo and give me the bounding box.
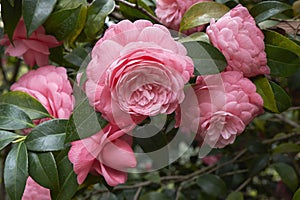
[22,177,50,200]
[0,19,61,67]
[85,20,194,129]
[68,123,137,186]
[206,5,269,77]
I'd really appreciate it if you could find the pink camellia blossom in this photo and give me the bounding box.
[155,0,210,32]
[177,71,264,148]
[22,177,50,200]
[0,19,61,67]
[11,65,74,119]
[85,20,193,128]
[68,123,137,186]
[206,5,270,77]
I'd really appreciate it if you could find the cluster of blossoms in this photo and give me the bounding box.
[0,2,269,198]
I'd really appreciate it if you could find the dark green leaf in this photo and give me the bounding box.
[269,81,291,112]
[0,130,19,151]
[44,5,82,40]
[253,76,278,112]
[22,0,57,36]
[183,41,227,75]
[0,91,50,119]
[272,162,299,192]
[119,0,155,22]
[197,174,227,197]
[1,0,22,42]
[84,0,115,40]
[265,44,300,77]
[180,2,229,31]
[249,154,269,176]
[25,119,67,151]
[4,142,28,200]
[293,188,300,200]
[0,104,34,130]
[273,143,300,154]
[226,192,244,200]
[250,1,291,23]
[7,0,14,6]
[63,47,89,67]
[28,152,59,190]
[179,32,210,43]
[263,29,300,57]
[140,192,170,200]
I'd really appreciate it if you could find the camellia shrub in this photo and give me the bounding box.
[0,0,300,200]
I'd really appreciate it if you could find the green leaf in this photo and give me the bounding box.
[250,1,291,23]
[249,154,269,176]
[226,192,244,200]
[51,151,78,200]
[63,47,89,67]
[273,143,300,154]
[28,152,59,190]
[4,142,28,200]
[272,162,299,192]
[25,119,67,151]
[7,0,14,6]
[0,91,51,119]
[22,0,57,36]
[263,29,300,57]
[44,5,82,40]
[179,32,210,43]
[1,0,22,42]
[0,104,34,130]
[84,0,115,40]
[119,0,155,22]
[269,81,291,112]
[293,188,300,200]
[0,130,19,151]
[180,2,229,31]
[253,76,278,112]
[197,174,227,197]
[265,44,300,77]
[182,41,227,75]
[140,192,170,200]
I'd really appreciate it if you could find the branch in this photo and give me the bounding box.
[114,0,160,24]
[0,56,8,85]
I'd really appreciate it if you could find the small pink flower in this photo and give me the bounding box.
[11,66,74,119]
[177,71,264,148]
[85,20,193,129]
[0,19,61,67]
[68,123,137,186]
[206,5,269,77]
[22,177,50,200]
[155,0,210,32]
[202,154,221,166]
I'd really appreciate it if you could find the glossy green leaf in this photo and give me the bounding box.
[140,192,170,200]
[179,32,210,43]
[1,0,22,42]
[22,0,57,36]
[265,44,300,77]
[25,119,67,151]
[0,104,34,130]
[272,162,299,192]
[4,142,28,200]
[253,76,278,112]
[183,41,227,75]
[0,130,19,151]
[63,47,89,67]
[249,154,269,176]
[51,152,78,200]
[180,2,229,31]
[28,152,59,190]
[269,81,291,112]
[119,0,155,22]
[197,174,227,197]
[226,192,244,200]
[250,1,291,23]
[273,143,300,154]
[0,91,50,119]
[293,188,300,200]
[84,0,115,40]
[44,5,82,40]
[263,29,300,57]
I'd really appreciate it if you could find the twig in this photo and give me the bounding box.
[235,177,252,192]
[133,187,142,200]
[220,169,248,177]
[274,114,300,128]
[114,0,160,24]
[0,56,8,84]
[9,59,21,84]
[262,132,300,144]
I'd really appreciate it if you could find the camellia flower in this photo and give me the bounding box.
[68,123,137,186]
[22,177,50,200]
[0,19,61,67]
[11,65,74,119]
[206,5,269,77]
[155,0,210,32]
[85,20,194,128]
[177,71,264,148]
